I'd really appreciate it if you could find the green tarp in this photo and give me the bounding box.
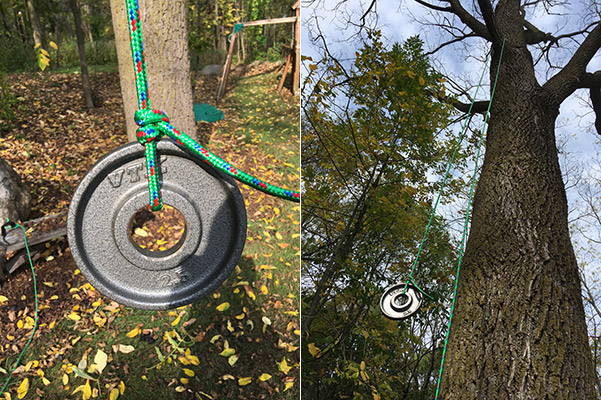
[193,103,224,122]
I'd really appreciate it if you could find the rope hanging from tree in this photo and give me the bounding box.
[377,38,506,397]
[125,0,300,211]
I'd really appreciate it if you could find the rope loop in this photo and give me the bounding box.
[134,109,170,127]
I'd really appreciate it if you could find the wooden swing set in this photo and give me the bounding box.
[217,0,300,101]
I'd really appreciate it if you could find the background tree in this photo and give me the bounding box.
[302,32,465,399]
[69,0,94,109]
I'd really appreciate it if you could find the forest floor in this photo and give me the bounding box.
[0,63,300,399]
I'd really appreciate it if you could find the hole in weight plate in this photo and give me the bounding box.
[129,204,187,256]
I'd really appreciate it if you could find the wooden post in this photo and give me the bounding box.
[278,45,293,92]
[292,0,300,96]
[217,32,237,102]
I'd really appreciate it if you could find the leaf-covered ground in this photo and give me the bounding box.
[0,64,299,399]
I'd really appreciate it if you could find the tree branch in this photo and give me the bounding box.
[476,0,499,40]
[447,0,491,39]
[544,21,601,104]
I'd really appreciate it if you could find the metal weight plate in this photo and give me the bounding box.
[67,141,247,310]
[380,283,423,320]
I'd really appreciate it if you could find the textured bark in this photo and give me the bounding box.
[109,0,197,142]
[69,0,94,109]
[437,4,597,398]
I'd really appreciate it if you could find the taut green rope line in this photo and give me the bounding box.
[0,220,39,397]
[404,48,492,299]
[434,39,505,399]
[125,0,299,210]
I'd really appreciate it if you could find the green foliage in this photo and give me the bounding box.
[0,72,16,130]
[302,31,463,399]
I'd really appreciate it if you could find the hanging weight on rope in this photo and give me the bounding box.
[380,282,423,320]
[67,141,247,310]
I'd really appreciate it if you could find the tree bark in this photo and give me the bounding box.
[109,0,198,142]
[25,0,43,46]
[69,0,94,109]
[438,25,597,400]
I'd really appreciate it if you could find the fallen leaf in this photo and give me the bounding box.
[258,373,272,381]
[216,302,230,312]
[238,377,252,386]
[118,344,135,354]
[17,378,28,399]
[94,349,108,374]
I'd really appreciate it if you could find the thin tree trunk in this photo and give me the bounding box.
[25,0,43,46]
[110,0,197,142]
[69,0,94,109]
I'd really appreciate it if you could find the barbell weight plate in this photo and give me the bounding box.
[67,141,247,310]
[380,282,423,320]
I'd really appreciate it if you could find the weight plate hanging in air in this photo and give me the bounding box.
[380,282,423,320]
[67,141,247,310]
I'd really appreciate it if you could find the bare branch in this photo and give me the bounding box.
[425,32,478,55]
[476,0,500,40]
[544,22,601,104]
[446,0,491,39]
[414,0,451,13]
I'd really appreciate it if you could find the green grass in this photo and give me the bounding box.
[0,70,299,400]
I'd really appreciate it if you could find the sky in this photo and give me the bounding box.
[300,0,601,317]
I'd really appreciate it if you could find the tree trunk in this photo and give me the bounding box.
[25,0,43,46]
[109,0,198,142]
[438,40,597,398]
[69,0,94,109]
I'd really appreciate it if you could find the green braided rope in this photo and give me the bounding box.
[403,49,492,299]
[434,39,505,399]
[0,220,39,397]
[125,0,299,211]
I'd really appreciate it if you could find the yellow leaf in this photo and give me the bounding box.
[3,392,11,400]
[277,358,292,374]
[418,76,425,85]
[118,380,125,394]
[42,377,50,386]
[175,386,186,392]
[216,302,230,312]
[49,41,58,50]
[308,343,322,358]
[34,43,41,49]
[238,377,252,386]
[134,228,148,237]
[183,368,194,377]
[109,388,119,400]
[126,327,140,338]
[258,373,271,381]
[62,373,69,385]
[0,295,7,303]
[284,381,294,392]
[171,314,182,326]
[261,285,268,295]
[228,354,239,366]
[247,291,256,301]
[273,207,280,216]
[221,374,235,380]
[219,348,235,357]
[94,349,108,374]
[188,354,199,366]
[180,378,189,385]
[67,312,81,321]
[83,380,92,400]
[17,378,28,399]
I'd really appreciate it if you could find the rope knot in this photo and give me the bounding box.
[134,109,169,127]
[136,125,164,146]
